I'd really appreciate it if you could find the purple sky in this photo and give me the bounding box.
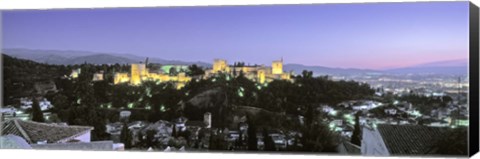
[2,2,469,70]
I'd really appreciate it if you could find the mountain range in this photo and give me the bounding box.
[2,48,211,67]
[2,48,468,76]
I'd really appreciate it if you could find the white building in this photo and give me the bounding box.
[19,98,52,111]
[1,106,17,115]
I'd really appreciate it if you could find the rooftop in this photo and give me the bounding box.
[1,119,93,144]
[376,124,449,155]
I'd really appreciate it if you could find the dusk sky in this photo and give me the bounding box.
[2,2,469,70]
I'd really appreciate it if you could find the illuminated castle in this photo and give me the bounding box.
[113,59,191,89]
[113,58,292,88]
[205,58,292,84]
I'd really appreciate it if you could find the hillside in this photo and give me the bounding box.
[2,54,68,104]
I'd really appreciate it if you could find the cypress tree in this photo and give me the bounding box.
[120,122,132,149]
[31,97,45,122]
[351,111,362,146]
[263,128,275,151]
[172,125,177,138]
[247,116,258,150]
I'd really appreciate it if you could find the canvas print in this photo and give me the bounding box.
[0,1,472,157]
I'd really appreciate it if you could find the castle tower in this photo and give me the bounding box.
[130,63,147,85]
[272,59,283,75]
[213,59,228,73]
[257,69,266,84]
[204,112,212,128]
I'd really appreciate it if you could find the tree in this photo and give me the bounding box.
[120,122,133,149]
[68,65,108,141]
[169,67,178,76]
[209,131,227,150]
[172,125,177,138]
[52,94,69,112]
[299,106,339,152]
[301,70,313,79]
[31,97,45,122]
[145,129,158,149]
[263,128,275,151]
[247,116,258,150]
[429,127,467,155]
[351,111,362,146]
[187,64,205,76]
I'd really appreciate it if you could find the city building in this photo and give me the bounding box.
[205,58,292,84]
[113,61,192,89]
[204,112,212,129]
[70,68,81,79]
[92,71,104,81]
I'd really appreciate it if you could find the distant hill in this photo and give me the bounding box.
[64,54,136,65]
[385,59,468,75]
[2,48,96,64]
[115,54,212,67]
[284,64,381,76]
[3,48,212,67]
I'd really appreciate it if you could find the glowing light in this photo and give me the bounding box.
[344,114,353,120]
[257,86,262,90]
[393,100,399,105]
[329,110,338,116]
[238,91,244,97]
[349,121,355,125]
[146,106,151,110]
[160,105,166,112]
[77,99,81,104]
[128,103,134,109]
[146,88,152,97]
[329,123,335,130]
[334,127,342,132]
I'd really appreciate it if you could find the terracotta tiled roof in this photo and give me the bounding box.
[376,124,448,155]
[1,119,93,144]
